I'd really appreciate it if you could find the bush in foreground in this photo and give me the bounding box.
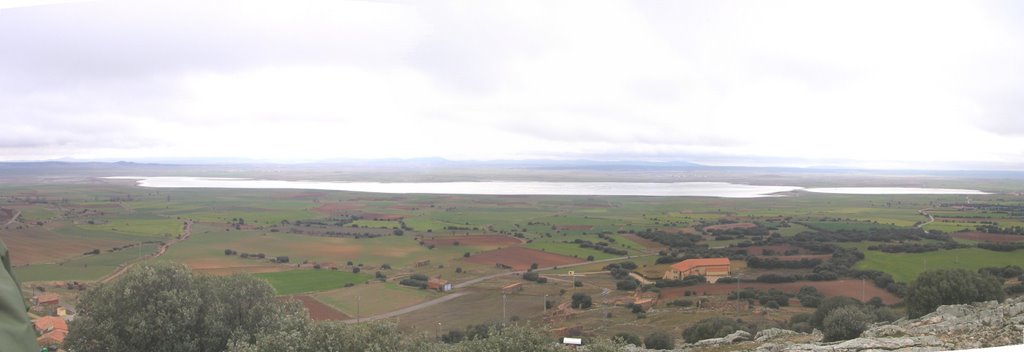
[822,306,872,342]
[66,262,296,352]
[644,331,674,349]
[906,269,1005,318]
[65,263,630,352]
[681,317,748,343]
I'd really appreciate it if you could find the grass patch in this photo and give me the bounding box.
[855,247,1024,283]
[255,269,371,295]
[524,241,622,260]
[799,220,900,232]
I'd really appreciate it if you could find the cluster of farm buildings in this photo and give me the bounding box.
[29,292,72,350]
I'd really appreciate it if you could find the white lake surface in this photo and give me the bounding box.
[104,176,990,198]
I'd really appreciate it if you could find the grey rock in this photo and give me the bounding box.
[723,330,751,343]
[693,337,726,346]
[833,336,944,350]
[861,325,906,338]
[754,328,802,342]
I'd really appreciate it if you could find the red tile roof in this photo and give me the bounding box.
[34,293,60,305]
[37,329,67,345]
[670,258,731,272]
[427,277,449,289]
[33,316,68,333]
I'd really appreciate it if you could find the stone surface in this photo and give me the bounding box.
[632,296,1024,351]
[722,330,751,343]
[754,328,802,342]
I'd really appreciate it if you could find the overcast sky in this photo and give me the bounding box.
[2,0,1023,169]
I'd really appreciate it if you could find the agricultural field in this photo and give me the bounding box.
[855,248,1024,283]
[2,174,1024,340]
[255,269,371,295]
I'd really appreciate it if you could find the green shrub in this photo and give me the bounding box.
[682,317,747,343]
[811,296,861,329]
[643,331,674,349]
[906,269,1005,318]
[613,332,641,346]
[822,306,872,341]
[571,293,592,309]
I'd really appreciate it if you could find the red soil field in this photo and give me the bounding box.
[464,247,585,270]
[421,235,522,247]
[280,295,349,321]
[557,225,593,231]
[3,228,129,265]
[661,279,901,305]
[952,232,1024,243]
[621,233,665,250]
[311,202,363,215]
[704,222,758,231]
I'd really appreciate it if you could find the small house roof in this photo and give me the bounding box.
[37,329,68,345]
[670,258,730,272]
[33,316,68,333]
[34,293,60,304]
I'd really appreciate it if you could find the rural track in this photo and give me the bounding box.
[343,254,656,323]
[916,208,934,233]
[339,291,470,323]
[2,209,20,227]
[99,219,193,283]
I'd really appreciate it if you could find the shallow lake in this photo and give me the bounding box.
[104,176,989,198]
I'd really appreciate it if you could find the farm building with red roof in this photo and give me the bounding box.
[33,316,69,348]
[427,277,452,292]
[32,293,60,306]
[664,258,731,283]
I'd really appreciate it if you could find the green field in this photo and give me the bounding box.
[524,241,623,260]
[855,247,1024,283]
[799,220,901,232]
[3,173,1024,340]
[13,243,161,282]
[255,269,371,295]
[314,282,440,317]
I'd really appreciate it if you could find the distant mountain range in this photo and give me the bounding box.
[2,158,1023,178]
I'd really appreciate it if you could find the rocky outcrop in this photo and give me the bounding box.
[754,328,803,342]
[619,296,1024,351]
[761,296,1024,351]
[693,330,751,346]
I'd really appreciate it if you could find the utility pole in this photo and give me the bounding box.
[543,294,548,314]
[357,295,361,323]
[861,278,865,302]
[436,322,441,339]
[735,274,742,319]
[502,294,507,323]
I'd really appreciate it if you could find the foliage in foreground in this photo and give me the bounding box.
[906,269,1005,318]
[681,317,748,343]
[66,263,627,352]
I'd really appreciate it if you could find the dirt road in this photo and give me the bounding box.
[2,209,21,227]
[916,208,934,233]
[99,219,192,283]
[342,254,655,323]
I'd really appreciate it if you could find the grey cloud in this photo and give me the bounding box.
[0,0,417,91]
